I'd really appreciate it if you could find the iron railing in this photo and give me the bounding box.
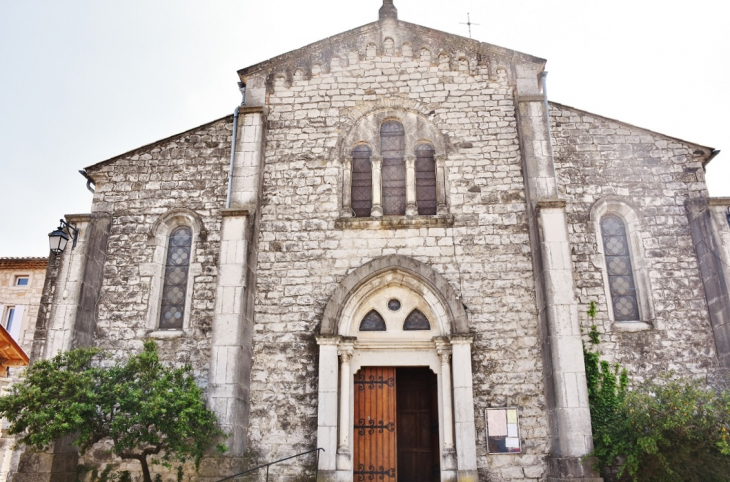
[216,448,324,481]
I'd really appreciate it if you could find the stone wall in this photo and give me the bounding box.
[246,40,550,480]
[84,117,233,382]
[550,103,718,380]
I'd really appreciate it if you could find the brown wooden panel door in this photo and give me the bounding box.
[353,367,397,481]
[396,367,440,482]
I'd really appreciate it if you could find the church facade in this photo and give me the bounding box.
[16,2,730,481]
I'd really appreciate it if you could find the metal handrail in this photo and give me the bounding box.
[216,448,324,481]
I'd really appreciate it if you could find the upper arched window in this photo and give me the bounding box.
[159,227,192,330]
[351,145,373,217]
[415,144,437,215]
[600,215,639,322]
[380,121,406,215]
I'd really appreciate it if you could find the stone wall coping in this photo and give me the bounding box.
[335,215,454,230]
[518,95,547,103]
[709,198,730,206]
[536,200,567,210]
[221,208,251,218]
[238,106,265,115]
[64,213,92,223]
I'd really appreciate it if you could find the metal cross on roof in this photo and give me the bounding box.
[460,13,480,39]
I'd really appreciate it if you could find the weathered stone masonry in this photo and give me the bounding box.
[16,2,729,482]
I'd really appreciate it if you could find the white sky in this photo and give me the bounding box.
[1,0,728,257]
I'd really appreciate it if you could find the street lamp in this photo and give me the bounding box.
[48,219,79,255]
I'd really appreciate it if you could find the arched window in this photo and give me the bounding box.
[159,226,192,330]
[351,145,373,217]
[381,121,406,215]
[403,309,431,331]
[600,215,639,321]
[415,144,437,215]
[360,310,386,331]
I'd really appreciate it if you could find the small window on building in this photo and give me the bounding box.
[4,307,15,333]
[359,310,386,331]
[601,215,639,321]
[352,145,373,217]
[15,276,29,287]
[159,227,192,330]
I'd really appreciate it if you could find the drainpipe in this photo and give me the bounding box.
[226,82,247,209]
[538,71,558,187]
[78,169,95,193]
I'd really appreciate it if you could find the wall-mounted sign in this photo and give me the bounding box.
[485,407,521,454]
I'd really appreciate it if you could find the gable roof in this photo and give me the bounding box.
[84,114,233,172]
[237,18,545,81]
[550,101,718,165]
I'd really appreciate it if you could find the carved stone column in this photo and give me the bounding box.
[450,335,478,480]
[336,344,354,470]
[341,158,353,217]
[371,156,383,217]
[436,155,448,215]
[405,155,418,216]
[315,335,341,479]
[435,340,456,472]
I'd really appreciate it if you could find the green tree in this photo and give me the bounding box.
[0,340,225,482]
[584,302,730,481]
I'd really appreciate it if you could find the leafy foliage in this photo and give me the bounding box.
[0,340,225,482]
[584,302,730,481]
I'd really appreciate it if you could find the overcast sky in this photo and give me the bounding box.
[1,0,728,257]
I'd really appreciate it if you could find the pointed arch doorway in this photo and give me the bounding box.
[315,255,479,482]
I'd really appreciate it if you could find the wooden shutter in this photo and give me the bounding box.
[353,367,397,480]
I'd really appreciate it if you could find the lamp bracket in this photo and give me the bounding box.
[59,219,80,250]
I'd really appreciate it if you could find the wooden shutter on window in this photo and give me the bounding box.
[352,145,373,217]
[415,144,437,215]
[381,121,406,215]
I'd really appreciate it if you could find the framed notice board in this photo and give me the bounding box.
[485,407,521,454]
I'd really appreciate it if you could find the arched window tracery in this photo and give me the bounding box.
[159,226,192,330]
[600,215,639,322]
[380,121,406,215]
[403,309,431,331]
[351,145,373,217]
[359,310,387,331]
[415,143,437,215]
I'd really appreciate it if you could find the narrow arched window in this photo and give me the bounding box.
[360,310,386,331]
[601,215,639,321]
[381,121,406,215]
[351,145,373,217]
[415,143,437,215]
[159,227,192,330]
[403,309,431,330]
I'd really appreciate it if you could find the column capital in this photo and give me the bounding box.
[316,334,342,346]
[371,156,383,169]
[405,155,416,168]
[338,348,354,363]
[448,334,474,345]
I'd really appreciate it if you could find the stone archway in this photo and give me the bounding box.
[316,256,478,482]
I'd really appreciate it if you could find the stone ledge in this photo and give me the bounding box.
[148,330,185,339]
[613,321,652,332]
[335,215,454,230]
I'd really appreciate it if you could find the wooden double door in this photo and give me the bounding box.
[353,367,440,482]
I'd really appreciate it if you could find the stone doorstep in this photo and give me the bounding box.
[12,474,78,482]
